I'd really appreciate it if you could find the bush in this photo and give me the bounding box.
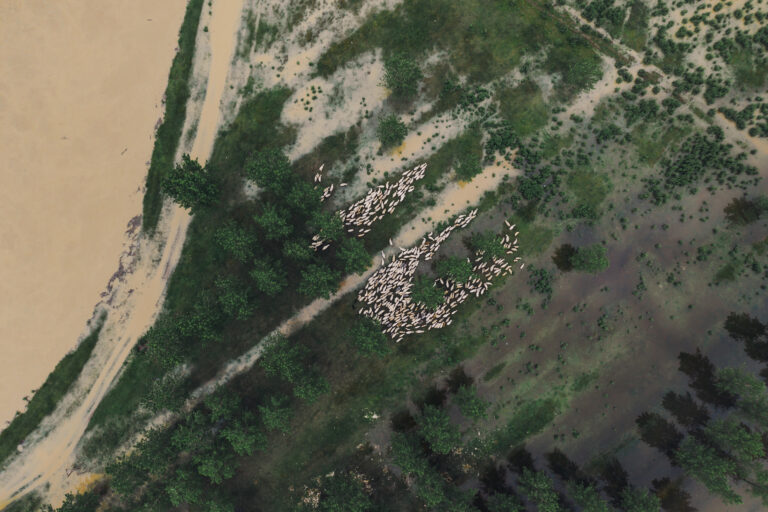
[411,276,445,309]
[377,114,407,148]
[435,256,474,283]
[570,244,609,273]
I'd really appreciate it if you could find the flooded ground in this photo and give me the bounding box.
[0,0,186,429]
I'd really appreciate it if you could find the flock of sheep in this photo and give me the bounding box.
[357,212,520,342]
[308,162,520,341]
[310,163,427,250]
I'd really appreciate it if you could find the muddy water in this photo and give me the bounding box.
[0,1,186,428]
[0,0,246,507]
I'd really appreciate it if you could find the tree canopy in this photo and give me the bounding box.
[162,154,218,211]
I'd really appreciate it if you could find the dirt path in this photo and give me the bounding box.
[0,0,245,508]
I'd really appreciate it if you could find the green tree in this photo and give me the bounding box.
[383,54,423,98]
[220,417,266,456]
[675,435,742,505]
[249,257,287,296]
[311,211,344,242]
[106,454,149,497]
[245,148,292,193]
[142,371,186,413]
[294,371,331,402]
[454,385,489,420]
[570,244,609,273]
[568,482,613,512]
[162,154,218,211]
[260,333,305,382]
[486,493,524,512]
[215,275,252,320]
[390,432,428,477]
[348,317,390,357]
[704,417,765,463]
[52,492,101,512]
[299,263,340,299]
[259,395,293,433]
[377,114,407,148]
[214,221,255,262]
[435,256,474,283]
[254,203,293,240]
[194,444,236,484]
[286,180,322,215]
[337,237,371,275]
[165,468,204,507]
[283,238,313,262]
[416,467,448,508]
[411,276,445,309]
[419,405,461,454]
[620,487,661,512]
[318,472,371,512]
[517,468,564,512]
[716,368,768,425]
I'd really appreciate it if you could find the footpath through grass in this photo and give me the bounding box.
[0,314,105,469]
[141,0,205,233]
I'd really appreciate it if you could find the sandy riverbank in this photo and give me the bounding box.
[0,0,186,427]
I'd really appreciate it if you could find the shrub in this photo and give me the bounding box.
[377,114,407,148]
[570,244,609,273]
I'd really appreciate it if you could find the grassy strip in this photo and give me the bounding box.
[0,314,106,468]
[141,0,205,233]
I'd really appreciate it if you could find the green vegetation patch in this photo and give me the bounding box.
[622,0,649,52]
[317,0,600,87]
[632,123,691,166]
[567,168,611,213]
[0,314,105,468]
[142,0,205,233]
[492,397,560,450]
[496,79,549,137]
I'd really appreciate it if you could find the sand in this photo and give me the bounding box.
[0,0,186,428]
[0,0,246,507]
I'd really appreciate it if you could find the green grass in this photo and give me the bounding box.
[491,397,560,452]
[621,0,649,52]
[316,0,600,88]
[508,214,556,256]
[497,80,549,137]
[632,123,690,166]
[0,313,105,468]
[729,49,767,89]
[571,370,599,392]
[4,493,44,512]
[484,361,507,381]
[567,168,612,211]
[142,0,205,233]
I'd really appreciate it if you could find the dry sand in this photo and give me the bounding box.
[0,0,246,507]
[0,0,186,428]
